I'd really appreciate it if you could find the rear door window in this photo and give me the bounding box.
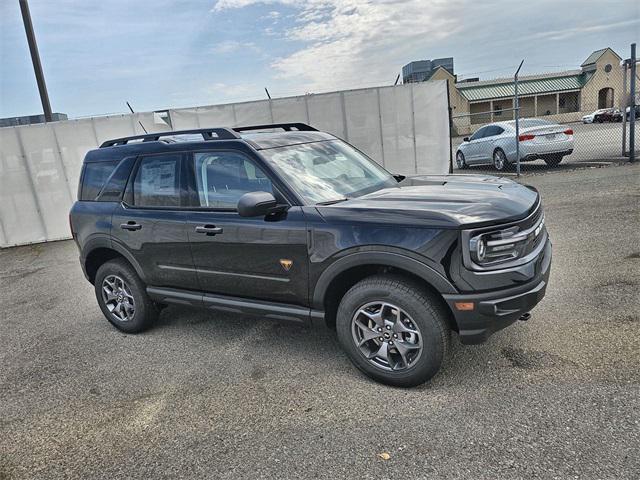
[484,126,504,137]
[133,154,182,207]
[80,160,118,200]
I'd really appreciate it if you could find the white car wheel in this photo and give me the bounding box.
[493,149,508,171]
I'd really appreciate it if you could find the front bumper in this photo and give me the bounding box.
[443,238,552,345]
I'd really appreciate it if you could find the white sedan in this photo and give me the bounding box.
[456,119,574,171]
[582,109,607,123]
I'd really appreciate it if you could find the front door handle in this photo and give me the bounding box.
[195,225,224,236]
[121,221,142,231]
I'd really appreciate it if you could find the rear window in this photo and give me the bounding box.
[80,161,118,201]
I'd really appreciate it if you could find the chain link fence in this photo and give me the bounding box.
[448,45,638,175]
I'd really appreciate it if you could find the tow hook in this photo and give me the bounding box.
[518,312,531,321]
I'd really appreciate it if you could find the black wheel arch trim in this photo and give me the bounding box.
[311,251,458,309]
[82,236,148,284]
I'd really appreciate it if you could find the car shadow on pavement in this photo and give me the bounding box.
[153,304,507,390]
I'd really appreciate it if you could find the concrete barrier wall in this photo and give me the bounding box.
[0,81,449,248]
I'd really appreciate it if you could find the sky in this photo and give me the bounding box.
[0,0,638,118]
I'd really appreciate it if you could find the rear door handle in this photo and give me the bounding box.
[195,225,223,236]
[121,221,142,231]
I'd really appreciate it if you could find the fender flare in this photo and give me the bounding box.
[311,251,458,309]
[83,236,147,284]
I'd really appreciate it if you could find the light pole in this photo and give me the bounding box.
[19,0,53,122]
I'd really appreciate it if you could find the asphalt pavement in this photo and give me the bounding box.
[1,162,639,479]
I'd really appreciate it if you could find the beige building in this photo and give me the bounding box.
[429,48,628,135]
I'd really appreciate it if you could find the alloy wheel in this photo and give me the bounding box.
[493,150,506,170]
[101,275,135,322]
[456,152,466,169]
[351,302,423,371]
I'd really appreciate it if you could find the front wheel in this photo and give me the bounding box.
[493,149,509,171]
[456,151,468,169]
[336,275,450,387]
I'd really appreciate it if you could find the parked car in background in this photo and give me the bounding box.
[456,119,574,171]
[582,109,607,123]
[592,108,622,123]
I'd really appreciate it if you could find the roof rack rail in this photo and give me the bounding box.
[233,123,318,133]
[99,128,241,148]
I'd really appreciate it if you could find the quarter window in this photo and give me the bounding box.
[80,160,118,201]
[193,152,273,208]
[133,154,181,207]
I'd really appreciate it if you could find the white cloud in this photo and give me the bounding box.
[213,0,462,92]
[527,18,640,41]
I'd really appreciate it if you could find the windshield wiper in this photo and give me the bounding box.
[316,198,349,205]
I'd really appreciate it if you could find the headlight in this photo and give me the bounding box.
[463,211,546,270]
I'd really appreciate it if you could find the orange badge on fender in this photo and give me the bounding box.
[279,259,293,272]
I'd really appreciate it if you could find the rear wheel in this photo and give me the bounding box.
[94,259,158,333]
[456,151,468,169]
[336,275,450,387]
[493,149,509,171]
[544,155,563,166]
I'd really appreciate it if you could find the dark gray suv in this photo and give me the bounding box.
[70,123,552,387]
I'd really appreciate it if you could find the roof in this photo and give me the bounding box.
[581,47,620,67]
[457,72,592,102]
[87,125,335,162]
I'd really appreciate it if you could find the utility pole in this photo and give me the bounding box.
[514,59,524,177]
[19,0,53,122]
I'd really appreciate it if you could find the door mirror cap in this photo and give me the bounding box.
[463,137,470,142]
[237,191,278,217]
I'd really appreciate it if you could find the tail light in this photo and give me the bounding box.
[518,134,535,141]
[563,129,573,135]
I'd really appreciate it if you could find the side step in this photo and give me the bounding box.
[147,286,323,326]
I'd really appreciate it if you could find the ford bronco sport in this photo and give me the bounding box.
[70,123,551,387]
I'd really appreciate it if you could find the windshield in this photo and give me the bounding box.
[260,140,398,204]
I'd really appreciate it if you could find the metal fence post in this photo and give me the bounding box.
[514,60,524,176]
[622,59,628,158]
[630,43,636,163]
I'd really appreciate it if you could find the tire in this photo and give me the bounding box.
[336,275,450,387]
[94,258,158,333]
[493,148,509,171]
[456,151,468,169]
[544,155,563,167]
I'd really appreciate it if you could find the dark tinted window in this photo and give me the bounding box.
[133,154,181,207]
[97,157,135,202]
[80,160,118,201]
[484,126,505,137]
[193,152,273,208]
[470,127,487,141]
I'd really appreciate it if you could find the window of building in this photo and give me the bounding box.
[133,154,181,207]
[193,152,273,209]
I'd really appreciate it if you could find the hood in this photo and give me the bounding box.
[316,174,539,228]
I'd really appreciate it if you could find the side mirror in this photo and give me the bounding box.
[463,137,470,142]
[237,191,277,217]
